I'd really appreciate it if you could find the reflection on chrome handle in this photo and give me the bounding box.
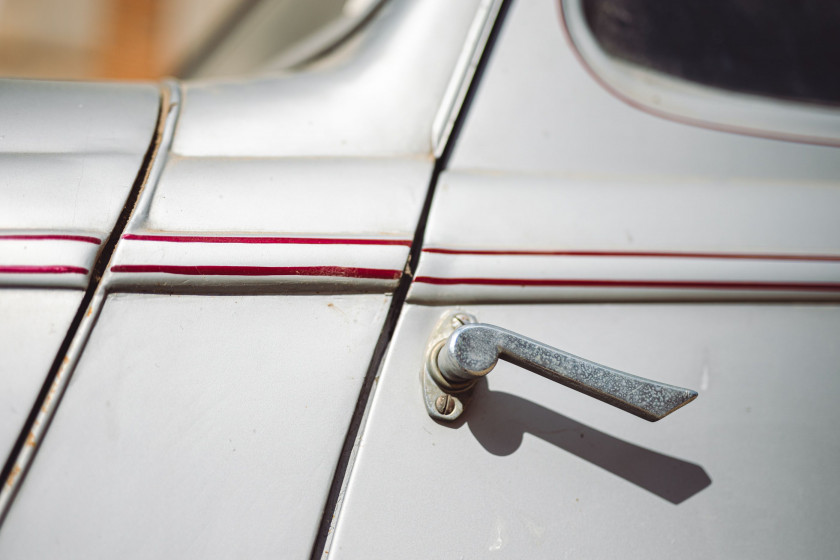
[423,313,697,422]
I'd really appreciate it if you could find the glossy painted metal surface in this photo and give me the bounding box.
[109,233,409,293]
[432,0,504,157]
[0,80,159,285]
[0,80,159,234]
[6,0,838,558]
[329,303,840,559]
[0,291,80,461]
[118,0,491,293]
[1,1,503,549]
[328,1,840,557]
[410,0,840,302]
[143,157,430,235]
[185,0,370,79]
[450,1,840,178]
[173,0,483,157]
[0,79,160,502]
[0,235,101,289]
[410,173,840,302]
[120,157,425,290]
[0,293,391,559]
[0,82,175,520]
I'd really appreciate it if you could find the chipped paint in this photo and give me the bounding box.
[0,82,179,522]
[40,379,60,413]
[5,465,21,489]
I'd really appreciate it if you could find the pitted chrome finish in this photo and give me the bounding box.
[422,312,479,421]
[423,311,697,422]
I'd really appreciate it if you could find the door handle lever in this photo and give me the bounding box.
[422,312,697,422]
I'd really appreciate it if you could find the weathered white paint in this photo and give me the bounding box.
[173,0,483,157]
[0,236,101,288]
[141,157,431,238]
[0,290,80,461]
[0,293,391,559]
[410,172,840,302]
[109,234,408,292]
[0,79,160,501]
[0,80,159,233]
[330,303,840,559]
[409,251,840,303]
[449,0,840,178]
[415,0,840,302]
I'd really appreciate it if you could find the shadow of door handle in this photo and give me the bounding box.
[423,312,698,422]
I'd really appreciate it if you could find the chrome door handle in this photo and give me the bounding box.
[422,312,697,422]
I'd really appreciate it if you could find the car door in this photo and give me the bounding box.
[0,80,160,469]
[0,1,500,558]
[326,1,840,558]
[4,1,839,558]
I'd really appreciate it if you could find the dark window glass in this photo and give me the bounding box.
[582,0,840,106]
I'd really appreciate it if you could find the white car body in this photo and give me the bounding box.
[1,1,839,558]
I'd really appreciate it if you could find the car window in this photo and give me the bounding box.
[0,0,377,80]
[582,0,840,106]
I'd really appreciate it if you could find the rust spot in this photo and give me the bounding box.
[85,306,93,317]
[25,432,36,447]
[6,465,21,488]
[41,380,59,412]
[62,356,70,365]
[326,302,347,317]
